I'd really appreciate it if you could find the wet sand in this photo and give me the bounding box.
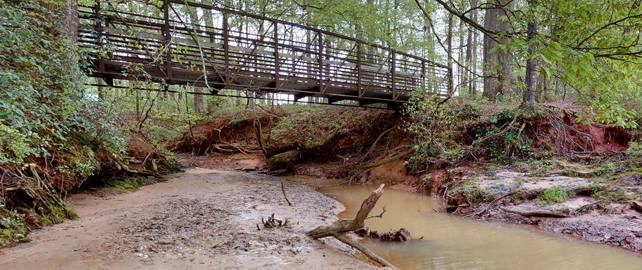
[0,168,383,270]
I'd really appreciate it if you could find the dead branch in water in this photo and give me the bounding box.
[306,184,396,268]
[500,207,568,218]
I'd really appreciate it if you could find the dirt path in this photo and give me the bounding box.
[0,168,382,270]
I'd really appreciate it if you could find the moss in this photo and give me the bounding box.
[266,150,300,171]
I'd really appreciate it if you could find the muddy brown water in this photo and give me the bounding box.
[282,176,642,270]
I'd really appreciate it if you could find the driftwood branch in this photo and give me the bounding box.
[307,184,395,268]
[469,191,516,217]
[281,181,293,206]
[500,207,568,218]
[332,232,393,268]
[366,206,386,219]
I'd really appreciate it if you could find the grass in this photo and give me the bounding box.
[537,186,574,205]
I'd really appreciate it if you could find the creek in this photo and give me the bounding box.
[282,176,642,270]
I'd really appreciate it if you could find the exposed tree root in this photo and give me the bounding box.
[361,126,398,162]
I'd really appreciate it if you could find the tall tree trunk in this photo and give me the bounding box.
[523,21,537,108]
[464,0,474,97]
[482,3,499,100]
[458,18,465,95]
[497,0,513,98]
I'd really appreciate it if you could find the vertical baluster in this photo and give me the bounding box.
[422,60,426,92]
[318,31,323,93]
[273,21,279,89]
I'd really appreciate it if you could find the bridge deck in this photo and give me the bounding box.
[78,0,451,108]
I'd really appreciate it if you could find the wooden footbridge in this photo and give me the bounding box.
[78,0,451,108]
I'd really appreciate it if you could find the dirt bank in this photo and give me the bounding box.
[0,168,385,269]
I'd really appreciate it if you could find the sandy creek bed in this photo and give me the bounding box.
[0,168,383,270]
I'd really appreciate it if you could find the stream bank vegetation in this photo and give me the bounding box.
[0,2,179,248]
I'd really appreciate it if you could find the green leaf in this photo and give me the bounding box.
[516,81,526,89]
[491,63,501,71]
[543,67,552,80]
[0,77,7,85]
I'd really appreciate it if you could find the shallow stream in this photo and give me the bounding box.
[283,176,642,270]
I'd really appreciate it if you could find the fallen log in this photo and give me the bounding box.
[306,184,395,268]
[500,207,568,218]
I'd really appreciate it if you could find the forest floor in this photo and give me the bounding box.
[0,167,385,270]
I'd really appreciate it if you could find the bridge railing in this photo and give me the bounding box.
[78,0,451,105]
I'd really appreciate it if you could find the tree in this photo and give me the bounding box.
[423,0,642,126]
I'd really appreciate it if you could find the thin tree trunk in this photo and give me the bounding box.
[447,13,454,95]
[464,0,474,97]
[471,0,479,96]
[194,87,203,114]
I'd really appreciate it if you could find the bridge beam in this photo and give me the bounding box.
[294,92,312,102]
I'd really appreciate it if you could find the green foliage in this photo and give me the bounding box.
[626,142,642,166]
[0,203,29,247]
[589,185,632,203]
[0,3,126,169]
[485,0,642,127]
[229,116,248,126]
[405,97,536,171]
[537,186,571,205]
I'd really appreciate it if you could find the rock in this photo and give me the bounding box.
[266,150,300,171]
